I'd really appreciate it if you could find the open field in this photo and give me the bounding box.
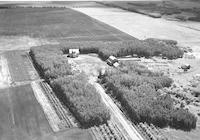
[0,7,133,42]
[4,50,39,82]
[0,84,51,140]
[74,6,200,49]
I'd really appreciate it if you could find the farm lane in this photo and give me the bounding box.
[91,81,144,140]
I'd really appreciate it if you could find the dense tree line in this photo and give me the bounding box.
[30,46,110,128]
[51,74,110,127]
[100,61,197,130]
[60,39,183,60]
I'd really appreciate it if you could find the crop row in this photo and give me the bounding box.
[91,121,127,140]
[40,81,79,129]
[135,123,167,140]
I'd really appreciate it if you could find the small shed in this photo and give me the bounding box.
[68,49,80,58]
[106,56,119,67]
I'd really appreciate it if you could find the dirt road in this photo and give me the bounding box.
[91,82,143,140]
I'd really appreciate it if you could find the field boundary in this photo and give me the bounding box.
[0,55,12,88]
[31,81,60,132]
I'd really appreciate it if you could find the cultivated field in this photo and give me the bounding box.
[0,82,92,140]
[0,7,133,42]
[0,84,51,140]
[4,50,39,82]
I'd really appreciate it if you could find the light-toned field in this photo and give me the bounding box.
[74,7,200,51]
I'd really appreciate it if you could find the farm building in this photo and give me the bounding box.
[106,56,119,67]
[68,49,80,58]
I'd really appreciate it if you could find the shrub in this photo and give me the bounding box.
[171,108,197,131]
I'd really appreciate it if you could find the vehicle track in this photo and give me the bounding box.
[91,82,144,140]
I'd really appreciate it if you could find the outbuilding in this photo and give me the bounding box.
[106,56,119,67]
[68,49,80,58]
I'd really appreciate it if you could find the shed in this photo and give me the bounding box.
[68,49,80,58]
[106,56,118,66]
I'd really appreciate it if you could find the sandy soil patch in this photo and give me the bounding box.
[0,36,58,51]
[0,56,11,88]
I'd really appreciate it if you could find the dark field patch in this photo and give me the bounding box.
[0,7,134,41]
[0,85,93,140]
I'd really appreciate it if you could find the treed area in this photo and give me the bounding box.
[30,39,193,130]
[100,61,197,131]
[30,46,110,128]
[61,39,183,60]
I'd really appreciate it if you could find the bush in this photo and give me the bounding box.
[171,108,197,131]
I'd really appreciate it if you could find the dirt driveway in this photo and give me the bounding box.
[67,54,108,81]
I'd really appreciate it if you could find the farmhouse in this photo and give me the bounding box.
[68,49,80,58]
